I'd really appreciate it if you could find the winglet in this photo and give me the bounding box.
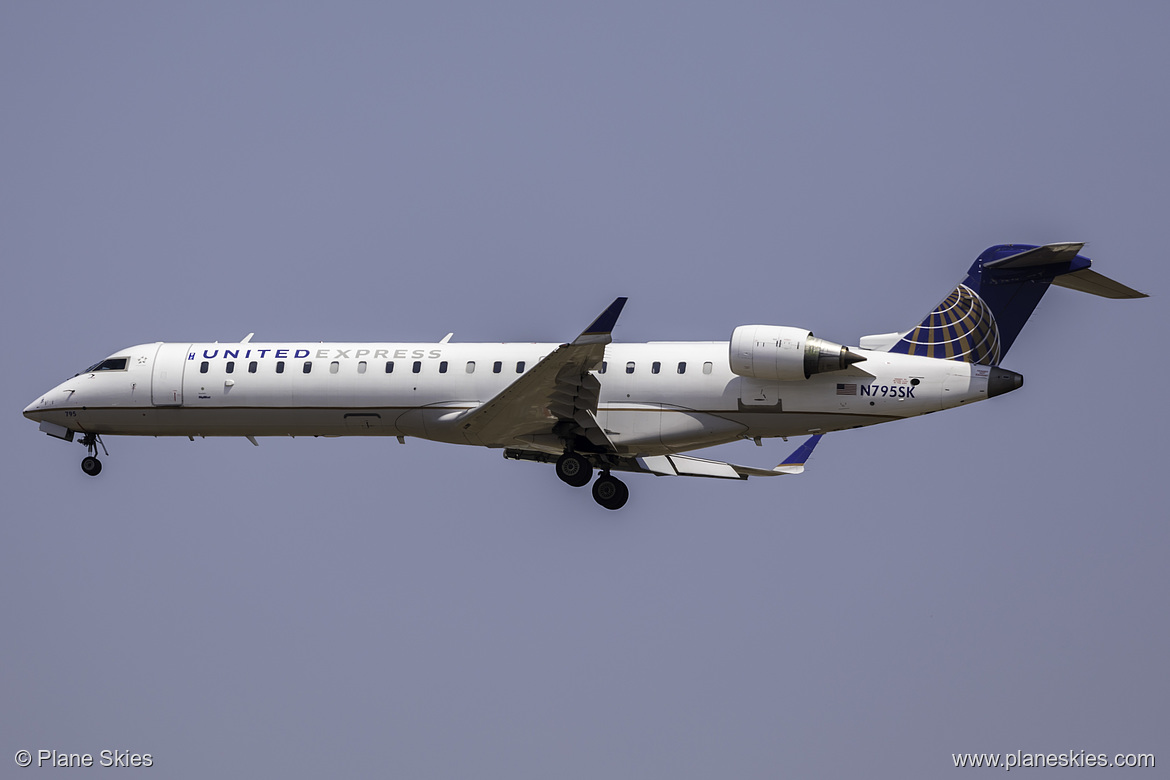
[572,297,628,346]
[772,434,823,474]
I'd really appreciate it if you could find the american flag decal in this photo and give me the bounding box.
[836,383,857,395]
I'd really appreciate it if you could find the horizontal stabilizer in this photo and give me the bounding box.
[888,242,1144,363]
[983,242,1084,269]
[1052,268,1148,299]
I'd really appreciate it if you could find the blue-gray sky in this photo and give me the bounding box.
[3,3,1167,777]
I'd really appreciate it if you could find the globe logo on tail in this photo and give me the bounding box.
[894,284,1001,365]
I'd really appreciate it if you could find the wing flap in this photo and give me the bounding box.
[458,298,626,449]
[648,455,747,480]
[459,342,598,445]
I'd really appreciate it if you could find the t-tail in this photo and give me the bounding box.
[867,243,1147,364]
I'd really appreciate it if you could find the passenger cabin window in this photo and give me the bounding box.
[412,361,421,373]
[225,361,235,374]
[677,362,686,374]
[651,361,661,374]
[303,361,312,374]
[466,361,475,373]
[626,361,635,374]
[248,361,258,373]
[439,361,448,373]
[276,361,285,374]
[84,357,129,372]
[357,361,367,374]
[385,361,394,373]
[493,361,502,374]
[516,361,525,373]
[703,361,713,374]
[200,361,209,374]
[330,361,340,374]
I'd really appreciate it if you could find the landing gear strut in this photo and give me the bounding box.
[555,451,592,487]
[592,473,629,510]
[79,433,107,477]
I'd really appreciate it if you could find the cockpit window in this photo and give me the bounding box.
[83,357,129,373]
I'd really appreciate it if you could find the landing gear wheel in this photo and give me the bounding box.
[592,474,629,510]
[555,452,592,487]
[81,456,103,476]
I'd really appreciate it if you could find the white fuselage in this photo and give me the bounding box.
[24,340,996,456]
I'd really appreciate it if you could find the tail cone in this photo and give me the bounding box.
[987,368,1023,398]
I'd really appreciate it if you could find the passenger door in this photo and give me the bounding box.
[151,343,191,406]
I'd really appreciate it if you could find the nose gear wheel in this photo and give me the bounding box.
[78,433,108,477]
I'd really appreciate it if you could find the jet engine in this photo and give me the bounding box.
[729,325,865,381]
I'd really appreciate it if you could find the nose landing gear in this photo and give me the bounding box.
[79,433,108,477]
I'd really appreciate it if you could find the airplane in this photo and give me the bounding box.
[23,242,1145,510]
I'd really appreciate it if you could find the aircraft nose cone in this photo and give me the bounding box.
[987,368,1024,398]
[24,397,45,420]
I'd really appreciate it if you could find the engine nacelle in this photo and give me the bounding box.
[729,325,865,381]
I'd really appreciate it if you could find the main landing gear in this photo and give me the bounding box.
[79,433,107,477]
[591,473,629,511]
[555,452,592,487]
[555,451,629,510]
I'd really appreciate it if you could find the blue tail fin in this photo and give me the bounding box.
[887,243,1145,364]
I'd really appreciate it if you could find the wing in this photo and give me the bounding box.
[502,434,825,479]
[458,298,627,451]
[636,434,824,479]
